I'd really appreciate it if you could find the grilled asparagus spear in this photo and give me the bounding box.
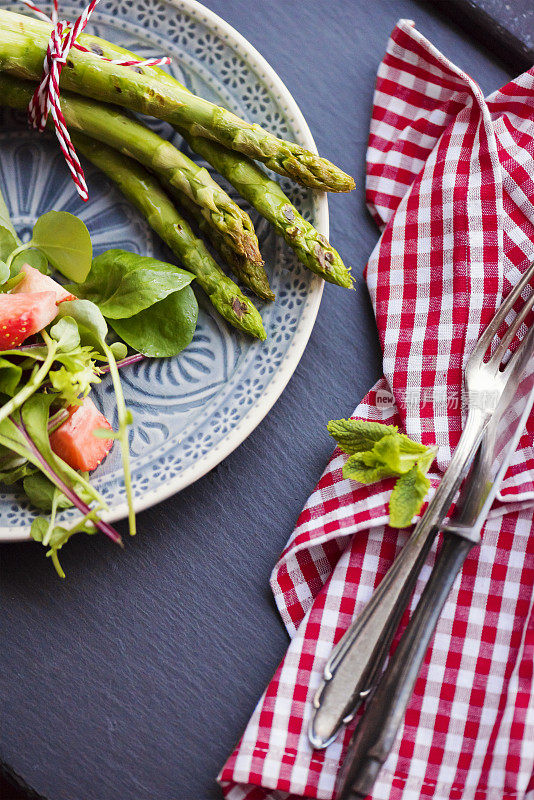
[0,9,355,193]
[167,187,275,302]
[72,133,266,339]
[0,73,275,300]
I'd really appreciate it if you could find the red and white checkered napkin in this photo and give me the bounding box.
[218,20,534,800]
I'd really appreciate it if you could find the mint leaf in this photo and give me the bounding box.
[371,435,405,473]
[398,435,429,455]
[343,434,421,479]
[416,445,439,475]
[343,454,397,484]
[330,415,437,528]
[389,465,431,528]
[328,418,399,455]
[30,211,92,282]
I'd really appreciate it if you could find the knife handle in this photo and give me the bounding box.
[309,518,439,747]
[336,532,474,799]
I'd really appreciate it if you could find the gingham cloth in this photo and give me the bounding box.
[218,20,534,800]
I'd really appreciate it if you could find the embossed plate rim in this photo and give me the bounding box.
[0,0,326,542]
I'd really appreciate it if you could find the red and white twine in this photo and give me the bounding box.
[20,0,171,201]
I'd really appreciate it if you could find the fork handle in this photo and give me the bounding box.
[309,406,488,749]
[336,532,474,799]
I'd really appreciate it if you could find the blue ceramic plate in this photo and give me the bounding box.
[0,0,325,540]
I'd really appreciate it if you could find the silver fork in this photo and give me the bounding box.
[309,258,534,750]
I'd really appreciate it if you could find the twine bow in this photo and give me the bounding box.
[20,0,171,201]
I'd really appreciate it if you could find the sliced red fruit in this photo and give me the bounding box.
[50,398,114,472]
[12,264,76,302]
[0,291,58,347]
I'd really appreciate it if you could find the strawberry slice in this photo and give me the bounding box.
[50,398,114,472]
[0,291,58,347]
[12,264,76,302]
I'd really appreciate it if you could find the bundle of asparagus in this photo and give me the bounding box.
[0,7,355,339]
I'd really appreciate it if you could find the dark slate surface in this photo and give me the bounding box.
[429,0,534,70]
[0,2,513,799]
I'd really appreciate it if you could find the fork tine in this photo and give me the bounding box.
[503,318,534,381]
[491,285,534,365]
[468,259,534,364]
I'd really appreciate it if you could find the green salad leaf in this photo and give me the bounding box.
[50,317,81,352]
[70,249,198,357]
[0,273,24,293]
[0,227,17,263]
[29,211,92,282]
[55,298,135,535]
[0,332,58,427]
[1,317,102,406]
[0,447,35,485]
[11,248,50,276]
[55,298,109,351]
[328,418,438,528]
[0,356,22,396]
[110,285,198,357]
[30,513,98,577]
[72,249,195,319]
[0,192,21,263]
[0,393,119,577]
[0,232,50,277]
[110,341,128,361]
[49,358,100,406]
[0,190,51,275]
[24,472,73,512]
[0,396,105,515]
[0,192,19,240]
[19,394,104,506]
[2,209,89,281]
[0,260,9,285]
[0,192,202,571]
[0,189,131,573]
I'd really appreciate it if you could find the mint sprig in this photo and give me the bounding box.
[328,418,437,528]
